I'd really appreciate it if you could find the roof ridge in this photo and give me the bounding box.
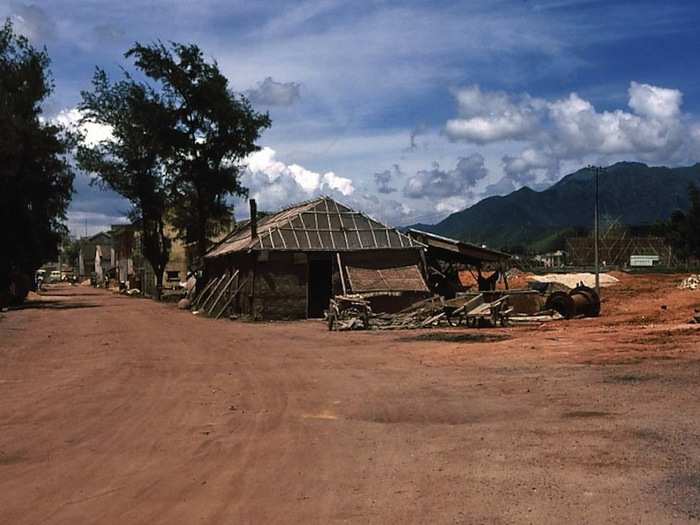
[327,196,418,248]
[206,195,422,257]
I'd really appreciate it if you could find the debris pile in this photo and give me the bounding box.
[329,293,513,331]
[329,276,604,331]
[679,275,700,290]
[509,310,564,324]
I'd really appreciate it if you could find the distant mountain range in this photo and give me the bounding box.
[410,162,700,252]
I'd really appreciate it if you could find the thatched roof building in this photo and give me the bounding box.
[204,196,429,319]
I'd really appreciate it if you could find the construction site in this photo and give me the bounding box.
[3,196,700,524]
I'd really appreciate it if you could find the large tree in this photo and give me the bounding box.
[77,69,174,299]
[126,42,271,263]
[663,183,700,261]
[0,20,75,304]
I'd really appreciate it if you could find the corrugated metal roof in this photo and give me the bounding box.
[407,229,511,263]
[206,196,422,258]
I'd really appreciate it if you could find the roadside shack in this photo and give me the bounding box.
[201,197,430,320]
[407,229,511,297]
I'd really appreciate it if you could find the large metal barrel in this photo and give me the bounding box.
[545,283,600,319]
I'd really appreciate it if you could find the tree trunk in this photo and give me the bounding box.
[196,212,208,278]
[153,264,164,301]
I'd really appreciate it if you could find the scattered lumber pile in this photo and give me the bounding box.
[190,271,247,319]
[509,310,564,324]
[328,293,515,331]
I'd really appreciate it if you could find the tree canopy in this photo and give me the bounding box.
[663,183,700,261]
[126,41,271,261]
[77,41,271,295]
[0,19,75,302]
[77,68,175,298]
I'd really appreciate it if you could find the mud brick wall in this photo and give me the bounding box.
[252,254,307,320]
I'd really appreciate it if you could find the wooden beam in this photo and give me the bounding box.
[336,252,347,295]
[207,270,239,317]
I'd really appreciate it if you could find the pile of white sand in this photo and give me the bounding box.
[528,272,620,289]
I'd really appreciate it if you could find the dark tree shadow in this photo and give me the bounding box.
[10,300,101,311]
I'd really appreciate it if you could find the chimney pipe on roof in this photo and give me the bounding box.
[250,199,257,238]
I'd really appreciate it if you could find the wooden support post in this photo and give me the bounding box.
[207,271,239,317]
[336,252,347,295]
[200,274,229,313]
[193,275,220,309]
[193,275,221,310]
[215,278,248,319]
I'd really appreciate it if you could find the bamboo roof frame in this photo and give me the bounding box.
[206,196,423,258]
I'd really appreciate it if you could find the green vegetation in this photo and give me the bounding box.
[656,183,700,261]
[0,20,75,303]
[77,64,174,299]
[414,162,700,253]
[77,41,271,295]
[127,42,271,263]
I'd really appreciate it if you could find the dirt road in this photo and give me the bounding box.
[2,278,700,524]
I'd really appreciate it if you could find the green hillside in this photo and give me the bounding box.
[411,162,700,252]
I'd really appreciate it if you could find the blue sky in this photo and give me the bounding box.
[4,0,700,234]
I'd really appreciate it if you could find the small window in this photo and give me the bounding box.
[166,270,180,281]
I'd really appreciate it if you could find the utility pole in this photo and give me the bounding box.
[589,165,601,296]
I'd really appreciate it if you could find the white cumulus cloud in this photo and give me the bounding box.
[403,153,488,199]
[242,146,354,211]
[54,108,113,146]
[446,82,697,193]
[445,85,540,143]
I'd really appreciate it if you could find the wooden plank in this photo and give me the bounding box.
[297,214,313,248]
[421,311,446,327]
[193,275,223,310]
[200,274,230,313]
[206,271,239,316]
[214,277,248,319]
[336,253,347,295]
[324,199,337,249]
[273,228,287,249]
[191,276,219,310]
[274,227,397,233]
[365,215,379,248]
[349,211,364,249]
[210,271,240,319]
[289,219,301,248]
[333,200,350,249]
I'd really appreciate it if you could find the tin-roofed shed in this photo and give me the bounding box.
[204,197,429,319]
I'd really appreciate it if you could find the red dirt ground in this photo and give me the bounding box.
[1,274,700,524]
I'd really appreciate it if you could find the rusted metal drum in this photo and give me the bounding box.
[570,284,600,317]
[545,283,600,319]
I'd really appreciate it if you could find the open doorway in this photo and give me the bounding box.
[307,259,332,318]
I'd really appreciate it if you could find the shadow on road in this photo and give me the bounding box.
[11,300,101,311]
[38,292,104,298]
